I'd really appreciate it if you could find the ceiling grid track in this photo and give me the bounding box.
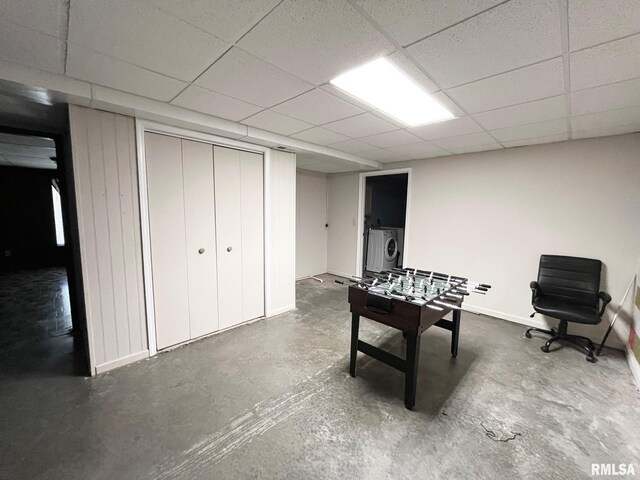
[558,0,573,140]
[167,0,287,104]
[60,0,71,75]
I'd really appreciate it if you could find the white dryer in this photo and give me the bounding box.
[366,229,399,273]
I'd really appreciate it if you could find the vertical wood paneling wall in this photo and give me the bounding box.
[69,105,147,374]
[268,150,296,316]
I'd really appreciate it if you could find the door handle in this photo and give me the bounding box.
[198,248,205,254]
[227,246,233,252]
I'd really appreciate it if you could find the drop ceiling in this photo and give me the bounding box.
[0,132,57,169]
[0,0,639,173]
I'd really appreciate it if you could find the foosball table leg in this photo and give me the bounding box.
[404,333,421,410]
[451,309,461,358]
[350,313,360,377]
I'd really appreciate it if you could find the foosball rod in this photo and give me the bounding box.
[389,267,489,287]
[390,267,466,283]
[389,268,492,290]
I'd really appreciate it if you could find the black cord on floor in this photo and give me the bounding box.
[481,422,522,442]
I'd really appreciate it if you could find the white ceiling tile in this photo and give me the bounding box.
[195,48,313,108]
[329,139,374,154]
[570,35,640,91]
[143,0,281,42]
[432,132,500,151]
[272,89,364,125]
[323,113,397,138]
[237,0,394,84]
[359,149,407,162]
[319,84,375,112]
[572,106,640,133]
[68,0,228,81]
[386,141,449,159]
[473,96,566,130]
[360,129,422,148]
[491,118,567,142]
[568,0,640,51]
[407,0,561,88]
[242,110,312,135]
[355,0,503,47]
[386,51,439,93]
[572,123,640,139]
[447,58,564,113]
[501,133,569,148]
[0,19,63,73]
[446,143,503,155]
[0,0,64,37]
[571,78,640,116]
[66,44,187,102]
[291,127,350,145]
[410,116,482,141]
[171,85,262,121]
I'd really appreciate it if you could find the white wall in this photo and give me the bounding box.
[296,170,328,279]
[69,106,148,374]
[326,134,640,348]
[402,134,640,348]
[327,172,360,278]
[268,150,297,316]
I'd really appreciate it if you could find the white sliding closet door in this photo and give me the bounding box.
[145,133,190,349]
[214,147,243,329]
[214,146,264,329]
[240,151,264,321]
[146,134,264,349]
[182,140,219,338]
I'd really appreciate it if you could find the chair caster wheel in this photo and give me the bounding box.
[586,355,597,363]
[525,331,532,338]
[541,345,550,353]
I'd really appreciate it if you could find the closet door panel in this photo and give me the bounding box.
[182,140,218,338]
[214,146,243,329]
[145,133,190,349]
[240,151,264,321]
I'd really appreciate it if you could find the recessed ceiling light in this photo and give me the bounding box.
[330,58,454,127]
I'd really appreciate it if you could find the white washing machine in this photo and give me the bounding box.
[366,229,399,273]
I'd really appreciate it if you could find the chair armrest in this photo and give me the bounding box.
[598,291,612,317]
[530,281,540,304]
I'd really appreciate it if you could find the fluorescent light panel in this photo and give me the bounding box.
[330,58,454,127]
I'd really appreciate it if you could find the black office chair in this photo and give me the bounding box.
[525,255,611,363]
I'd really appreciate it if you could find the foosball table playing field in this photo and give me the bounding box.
[338,267,491,410]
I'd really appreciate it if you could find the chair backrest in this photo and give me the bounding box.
[537,255,602,307]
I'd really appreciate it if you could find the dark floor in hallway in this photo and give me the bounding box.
[0,268,86,381]
[1,274,638,479]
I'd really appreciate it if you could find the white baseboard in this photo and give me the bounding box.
[463,304,549,329]
[267,304,296,317]
[94,350,149,375]
[296,272,328,281]
[626,347,640,391]
[463,303,626,350]
[327,270,354,279]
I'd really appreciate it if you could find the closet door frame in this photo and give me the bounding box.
[135,120,272,356]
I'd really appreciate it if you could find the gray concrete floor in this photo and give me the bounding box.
[1,274,639,479]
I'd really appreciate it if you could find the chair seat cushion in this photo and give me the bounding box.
[533,297,599,324]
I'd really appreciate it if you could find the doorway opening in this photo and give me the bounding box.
[357,171,410,277]
[0,128,88,376]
